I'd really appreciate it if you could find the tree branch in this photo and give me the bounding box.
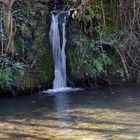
[68,0,90,14]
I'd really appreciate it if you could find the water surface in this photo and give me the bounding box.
[0,86,140,139]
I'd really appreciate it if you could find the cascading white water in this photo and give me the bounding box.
[49,11,67,89]
[43,11,82,93]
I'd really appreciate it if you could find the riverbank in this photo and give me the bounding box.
[0,81,137,97]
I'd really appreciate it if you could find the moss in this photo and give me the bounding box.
[15,69,37,91]
[15,41,54,91]
[35,41,54,88]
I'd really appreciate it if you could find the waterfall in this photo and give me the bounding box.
[43,10,82,93]
[49,11,67,89]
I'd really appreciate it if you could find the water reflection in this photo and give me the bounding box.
[54,92,71,135]
[54,93,70,114]
[0,86,140,139]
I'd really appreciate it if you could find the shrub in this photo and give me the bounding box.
[0,55,24,91]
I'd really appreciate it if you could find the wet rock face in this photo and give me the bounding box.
[49,0,67,11]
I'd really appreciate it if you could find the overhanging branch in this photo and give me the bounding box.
[68,0,90,14]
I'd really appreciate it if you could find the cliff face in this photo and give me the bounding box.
[0,0,140,94]
[9,0,54,92]
[49,0,61,10]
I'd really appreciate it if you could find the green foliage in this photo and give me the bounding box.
[70,0,115,36]
[68,34,112,78]
[0,67,13,90]
[72,4,97,35]
[0,55,24,90]
[13,0,48,55]
[95,59,103,73]
[72,10,78,19]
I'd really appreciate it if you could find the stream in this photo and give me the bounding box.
[0,86,140,139]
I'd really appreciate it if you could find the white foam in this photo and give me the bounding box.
[43,87,83,94]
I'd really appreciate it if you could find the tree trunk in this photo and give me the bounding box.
[100,0,106,30]
[0,0,15,55]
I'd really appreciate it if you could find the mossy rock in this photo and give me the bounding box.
[35,41,54,88]
[15,69,37,91]
[15,42,54,91]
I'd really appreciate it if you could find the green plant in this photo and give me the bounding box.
[69,34,112,78]
[0,55,24,90]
